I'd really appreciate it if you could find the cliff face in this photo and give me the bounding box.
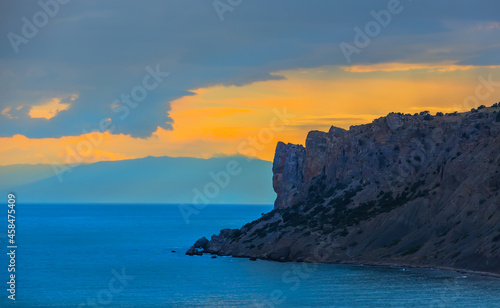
[191,105,500,275]
[273,109,500,212]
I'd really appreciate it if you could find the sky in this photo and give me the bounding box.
[1,0,500,165]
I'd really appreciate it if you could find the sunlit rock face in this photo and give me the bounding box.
[273,108,500,212]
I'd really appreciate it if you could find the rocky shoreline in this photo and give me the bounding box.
[188,105,500,276]
[186,237,500,278]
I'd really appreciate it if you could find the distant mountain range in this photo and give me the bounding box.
[0,156,275,204]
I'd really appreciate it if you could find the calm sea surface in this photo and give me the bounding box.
[0,203,499,307]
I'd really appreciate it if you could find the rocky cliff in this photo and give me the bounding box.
[189,104,500,276]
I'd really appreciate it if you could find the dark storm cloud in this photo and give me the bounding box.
[0,0,499,138]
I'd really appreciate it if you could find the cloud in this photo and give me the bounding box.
[2,63,500,165]
[0,0,499,138]
[340,62,482,73]
[28,96,73,119]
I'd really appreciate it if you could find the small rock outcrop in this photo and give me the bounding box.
[194,237,209,250]
[185,246,201,256]
[189,104,500,275]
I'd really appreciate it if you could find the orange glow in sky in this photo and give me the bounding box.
[28,98,70,120]
[1,64,499,165]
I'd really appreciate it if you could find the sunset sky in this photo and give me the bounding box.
[1,0,500,165]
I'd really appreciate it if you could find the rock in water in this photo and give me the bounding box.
[185,246,199,256]
[194,237,209,250]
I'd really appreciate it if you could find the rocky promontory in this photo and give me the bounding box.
[190,104,500,275]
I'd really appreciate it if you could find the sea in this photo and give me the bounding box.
[0,203,499,307]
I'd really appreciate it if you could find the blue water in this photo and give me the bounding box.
[0,204,499,307]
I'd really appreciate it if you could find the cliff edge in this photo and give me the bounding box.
[189,104,500,275]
